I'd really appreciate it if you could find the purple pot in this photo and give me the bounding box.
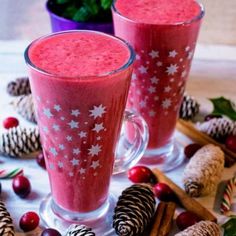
[46,1,114,34]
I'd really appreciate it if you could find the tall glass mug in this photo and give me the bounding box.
[24,31,148,234]
[112,0,204,171]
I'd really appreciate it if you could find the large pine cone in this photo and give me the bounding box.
[65,224,95,236]
[7,77,31,96]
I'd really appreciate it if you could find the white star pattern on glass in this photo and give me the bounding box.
[138,66,148,74]
[156,61,163,67]
[97,136,101,141]
[88,144,102,156]
[89,104,106,119]
[73,148,81,155]
[58,161,64,168]
[69,172,74,177]
[59,144,65,150]
[150,76,159,84]
[188,51,193,60]
[180,58,183,62]
[36,96,41,102]
[185,46,190,52]
[43,126,49,133]
[136,54,141,60]
[132,73,137,80]
[68,120,79,129]
[54,105,61,112]
[169,50,178,58]
[149,50,159,58]
[154,96,159,101]
[139,100,147,108]
[43,108,53,118]
[170,78,175,83]
[148,86,156,94]
[71,109,80,117]
[66,136,73,141]
[181,70,187,78]
[52,124,60,131]
[60,117,65,121]
[71,158,79,166]
[136,90,141,95]
[79,168,86,174]
[94,172,98,176]
[166,64,178,75]
[49,163,54,170]
[78,131,87,138]
[149,110,156,117]
[92,123,104,133]
[162,98,172,109]
[90,160,100,169]
[64,155,68,159]
[50,147,58,157]
[164,86,172,93]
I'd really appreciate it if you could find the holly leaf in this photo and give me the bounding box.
[72,7,91,22]
[222,216,236,236]
[209,97,236,121]
[101,0,113,10]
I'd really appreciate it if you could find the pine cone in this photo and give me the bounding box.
[175,221,220,236]
[11,94,37,123]
[113,184,156,236]
[65,224,95,236]
[7,77,31,96]
[183,144,224,197]
[0,127,41,157]
[179,94,200,120]
[0,201,15,236]
[196,117,236,141]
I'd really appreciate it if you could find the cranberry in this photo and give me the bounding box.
[36,152,46,169]
[19,211,40,232]
[41,228,61,236]
[3,117,19,129]
[12,175,31,198]
[184,143,202,159]
[225,135,236,152]
[176,211,201,230]
[128,166,156,184]
[153,183,176,202]
[204,114,222,121]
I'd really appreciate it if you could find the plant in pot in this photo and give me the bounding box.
[46,0,114,34]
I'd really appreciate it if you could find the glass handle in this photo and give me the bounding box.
[113,110,149,174]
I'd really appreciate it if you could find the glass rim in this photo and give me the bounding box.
[112,0,205,26]
[24,30,135,80]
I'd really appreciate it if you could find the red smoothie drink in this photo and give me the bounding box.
[25,31,134,213]
[113,0,204,169]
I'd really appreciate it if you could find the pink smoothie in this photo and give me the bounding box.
[113,0,203,153]
[27,31,133,212]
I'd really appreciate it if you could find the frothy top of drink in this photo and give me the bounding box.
[114,0,202,24]
[28,31,131,77]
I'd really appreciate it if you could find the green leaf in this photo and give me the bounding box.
[62,5,78,19]
[222,216,236,236]
[56,0,71,4]
[101,0,113,10]
[83,0,99,15]
[209,97,236,121]
[72,7,91,22]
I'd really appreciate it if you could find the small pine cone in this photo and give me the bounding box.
[0,201,15,236]
[7,77,31,96]
[175,221,221,236]
[196,117,236,141]
[179,94,200,120]
[113,184,156,236]
[183,144,224,197]
[65,224,95,236]
[0,127,41,158]
[11,94,37,123]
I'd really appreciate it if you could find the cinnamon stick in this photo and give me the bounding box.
[152,168,217,223]
[149,202,176,236]
[177,119,236,167]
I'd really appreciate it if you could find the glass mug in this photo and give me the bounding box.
[24,30,148,234]
[112,0,204,171]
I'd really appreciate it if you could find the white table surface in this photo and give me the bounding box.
[0,41,235,235]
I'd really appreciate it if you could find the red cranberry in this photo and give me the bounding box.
[41,228,61,236]
[36,152,46,169]
[204,114,222,121]
[184,143,202,159]
[225,135,236,152]
[128,166,156,184]
[153,183,176,202]
[12,175,31,198]
[19,211,40,232]
[176,211,201,230]
[3,117,19,129]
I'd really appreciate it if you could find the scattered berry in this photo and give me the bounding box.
[19,211,40,232]
[184,143,202,159]
[12,175,31,198]
[41,228,61,236]
[153,183,176,202]
[128,166,156,184]
[3,117,19,129]
[225,135,236,152]
[204,114,222,121]
[36,152,46,169]
[176,211,201,231]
